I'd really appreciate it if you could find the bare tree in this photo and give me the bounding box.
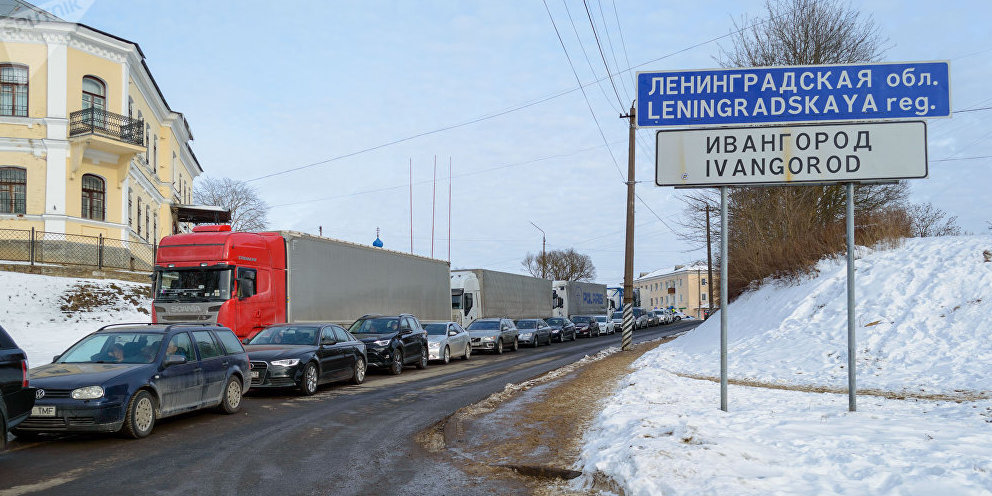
[522,248,596,281]
[679,0,901,297]
[193,176,270,232]
[907,202,963,237]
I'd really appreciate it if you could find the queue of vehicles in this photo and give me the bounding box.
[2,227,682,447]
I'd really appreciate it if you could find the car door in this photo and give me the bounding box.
[191,331,228,405]
[332,326,357,380]
[156,332,204,415]
[452,323,469,356]
[399,317,419,363]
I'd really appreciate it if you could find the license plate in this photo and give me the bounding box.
[251,371,259,379]
[32,406,56,417]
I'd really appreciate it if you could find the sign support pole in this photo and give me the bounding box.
[720,186,728,412]
[621,102,635,351]
[846,182,857,412]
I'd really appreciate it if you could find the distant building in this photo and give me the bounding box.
[0,0,202,254]
[634,263,718,319]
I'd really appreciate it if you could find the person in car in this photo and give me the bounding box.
[166,340,186,359]
[104,343,124,363]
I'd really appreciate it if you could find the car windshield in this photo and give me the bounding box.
[424,323,449,336]
[572,316,591,323]
[595,316,607,322]
[546,318,564,326]
[154,268,232,302]
[248,326,319,345]
[349,318,400,334]
[467,320,499,331]
[612,312,623,319]
[515,320,537,329]
[58,332,164,364]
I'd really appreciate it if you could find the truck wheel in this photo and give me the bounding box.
[495,340,504,355]
[416,346,428,369]
[121,390,156,439]
[390,350,404,375]
[299,362,319,396]
[511,338,519,352]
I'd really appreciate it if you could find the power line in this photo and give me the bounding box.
[543,0,627,183]
[933,155,992,162]
[582,0,624,108]
[559,0,623,114]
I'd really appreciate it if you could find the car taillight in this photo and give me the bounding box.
[21,359,28,387]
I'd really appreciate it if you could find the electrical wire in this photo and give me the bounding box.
[582,0,624,108]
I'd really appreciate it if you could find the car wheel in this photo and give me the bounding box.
[352,356,367,385]
[570,331,576,341]
[532,336,539,348]
[442,346,451,365]
[219,377,243,413]
[463,344,471,360]
[390,350,404,375]
[495,339,504,355]
[299,362,319,396]
[511,337,519,352]
[121,390,156,439]
[416,346,429,369]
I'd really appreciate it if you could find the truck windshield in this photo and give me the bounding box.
[154,268,233,302]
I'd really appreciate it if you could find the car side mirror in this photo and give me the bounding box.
[52,354,61,363]
[448,330,458,336]
[165,354,187,366]
[400,327,412,335]
[241,337,251,344]
[321,338,336,346]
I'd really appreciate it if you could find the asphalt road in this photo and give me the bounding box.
[0,321,699,496]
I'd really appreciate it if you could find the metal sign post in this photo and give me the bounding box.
[720,186,728,412]
[846,182,856,411]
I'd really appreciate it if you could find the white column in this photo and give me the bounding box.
[44,36,69,233]
[120,60,129,115]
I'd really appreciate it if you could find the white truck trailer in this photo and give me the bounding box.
[552,280,607,318]
[450,269,552,327]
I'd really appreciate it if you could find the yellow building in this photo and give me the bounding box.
[0,2,201,268]
[635,263,719,319]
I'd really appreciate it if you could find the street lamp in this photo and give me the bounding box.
[529,221,546,279]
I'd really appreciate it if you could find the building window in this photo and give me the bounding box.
[701,278,707,286]
[127,188,132,226]
[81,174,105,221]
[136,197,142,236]
[152,134,157,173]
[0,166,26,214]
[144,123,150,163]
[702,293,707,301]
[81,76,106,111]
[152,212,157,242]
[0,64,28,117]
[145,205,150,241]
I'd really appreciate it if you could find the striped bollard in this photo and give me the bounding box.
[621,303,633,350]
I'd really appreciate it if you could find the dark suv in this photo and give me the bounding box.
[1,324,34,450]
[15,323,249,439]
[348,314,429,375]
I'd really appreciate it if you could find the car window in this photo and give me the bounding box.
[453,323,465,334]
[321,327,336,343]
[166,333,193,360]
[192,331,223,360]
[215,330,245,355]
[332,327,351,342]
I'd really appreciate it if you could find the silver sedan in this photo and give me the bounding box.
[424,321,471,364]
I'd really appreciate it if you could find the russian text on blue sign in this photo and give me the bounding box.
[636,61,950,127]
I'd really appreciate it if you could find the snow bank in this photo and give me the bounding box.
[0,271,151,366]
[660,235,992,394]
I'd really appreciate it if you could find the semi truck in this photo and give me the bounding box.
[551,280,607,318]
[450,269,551,327]
[152,225,451,339]
[606,286,641,312]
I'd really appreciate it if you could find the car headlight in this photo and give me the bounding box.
[428,342,440,348]
[373,339,391,347]
[271,358,300,367]
[481,336,496,342]
[71,386,104,400]
[520,332,533,338]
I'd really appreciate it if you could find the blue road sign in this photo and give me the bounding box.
[636,61,950,128]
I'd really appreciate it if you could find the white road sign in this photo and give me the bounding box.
[655,121,927,187]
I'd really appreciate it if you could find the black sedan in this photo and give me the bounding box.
[571,315,601,338]
[245,324,367,395]
[16,324,249,439]
[1,324,34,450]
[513,319,553,347]
[545,317,577,342]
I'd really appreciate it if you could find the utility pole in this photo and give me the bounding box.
[621,102,635,351]
[529,221,546,279]
[706,203,714,317]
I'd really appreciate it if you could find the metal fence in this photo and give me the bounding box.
[69,108,145,146]
[0,228,156,272]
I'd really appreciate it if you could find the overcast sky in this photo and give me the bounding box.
[73,0,991,284]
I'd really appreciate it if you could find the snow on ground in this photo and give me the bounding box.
[0,271,151,366]
[576,235,992,495]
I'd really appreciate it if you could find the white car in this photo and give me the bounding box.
[424,321,471,364]
[594,315,615,334]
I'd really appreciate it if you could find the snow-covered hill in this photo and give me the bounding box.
[576,235,992,495]
[0,271,151,366]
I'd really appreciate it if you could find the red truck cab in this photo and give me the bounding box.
[152,225,286,339]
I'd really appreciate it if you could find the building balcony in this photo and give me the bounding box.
[68,108,146,177]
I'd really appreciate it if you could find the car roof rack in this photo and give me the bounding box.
[96,322,218,332]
